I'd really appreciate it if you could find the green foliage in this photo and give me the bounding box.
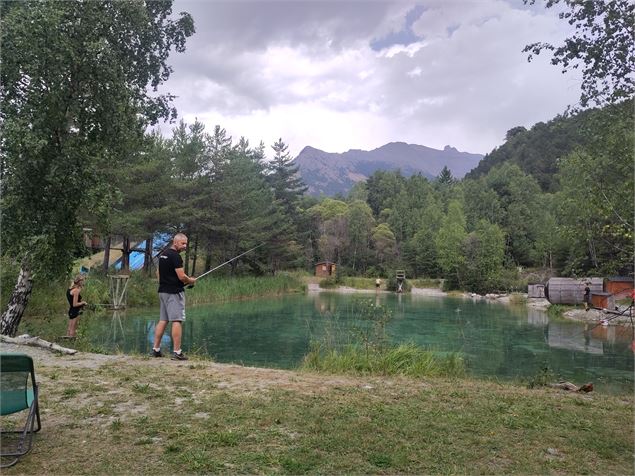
[462,220,506,294]
[555,100,634,276]
[318,277,338,289]
[467,106,620,192]
[526,366,557,389]
[302,342,465,378]
[524,0,635,108]
[0,0,194,280]
[435,200,466,289]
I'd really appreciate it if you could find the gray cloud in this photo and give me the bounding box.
[160,0,581,156]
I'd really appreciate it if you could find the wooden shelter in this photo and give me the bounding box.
[590,292,615,310]
[604,277,634,298]
[315,261,336,278]
[544,277,603,305]
[527,284,545,299]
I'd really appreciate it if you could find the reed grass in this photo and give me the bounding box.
[187,273,305,305]
[340,277,376,289]
[509,292,528,305]
[301,342,466,378]
[409,277,443,288]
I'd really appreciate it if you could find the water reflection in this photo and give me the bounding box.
[547,321,603,354]
[527,308,549,326]
[111,310,125,340]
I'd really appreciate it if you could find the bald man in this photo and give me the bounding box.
[152,233,196,360]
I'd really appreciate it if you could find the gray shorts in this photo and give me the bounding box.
[159,292,186,322]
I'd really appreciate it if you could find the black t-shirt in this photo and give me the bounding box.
[158,248,185,294]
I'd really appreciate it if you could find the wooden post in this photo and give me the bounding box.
[122,236,130,272]
[108,275,130,310]
[143,236,153,275]
[102,235,111,272]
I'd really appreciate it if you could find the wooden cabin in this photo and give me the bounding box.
[315,261,336,278]
[527,284,545,299]
[604,277,634,299]
[590,292,615,310]
[544,277,603,305]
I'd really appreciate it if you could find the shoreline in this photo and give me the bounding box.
[308,283,633,326]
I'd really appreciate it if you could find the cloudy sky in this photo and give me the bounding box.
[158,0,581,158]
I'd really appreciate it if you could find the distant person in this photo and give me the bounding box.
[375,278,381,290]
[66,275,87,338]
[583,282,591,311]
[152,233,196,360]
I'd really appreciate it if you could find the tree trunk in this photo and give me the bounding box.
[1,264,34,337]
[205,245,212,270]
[103,235,112,272]
[184,239,190,274]
[122,235,130,272]
[143,236,153,275]
[191,236,198,276]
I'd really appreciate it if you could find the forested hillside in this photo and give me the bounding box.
[467,101,631,192]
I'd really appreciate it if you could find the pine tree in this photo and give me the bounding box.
[266,138,308,220]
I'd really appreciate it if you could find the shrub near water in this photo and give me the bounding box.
[302,342,465,378]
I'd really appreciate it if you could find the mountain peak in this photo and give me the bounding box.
[299,145,322,154]
[294,142,483,196]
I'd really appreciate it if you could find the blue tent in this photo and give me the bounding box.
[113,233,171,271]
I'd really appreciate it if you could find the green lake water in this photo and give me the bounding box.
[88,292,634,394]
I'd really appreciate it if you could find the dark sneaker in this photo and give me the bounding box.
[171,351,188,361]
[151,349,163,358]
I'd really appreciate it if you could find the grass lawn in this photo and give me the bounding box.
[1,348,632,475]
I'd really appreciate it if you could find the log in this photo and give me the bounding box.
[0,334,78,355]
[549,381,593,393]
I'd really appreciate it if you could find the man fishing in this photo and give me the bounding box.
[152,233,196,361]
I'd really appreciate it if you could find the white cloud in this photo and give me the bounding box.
[160,0,581,157]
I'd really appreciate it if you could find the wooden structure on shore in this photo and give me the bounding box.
[315,261,336,277]
[528,283,546,298]
[544,278,603,305]
[396,270,406,293]
[604,277,634,298]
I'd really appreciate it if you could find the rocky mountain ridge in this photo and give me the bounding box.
[294,141,483,196]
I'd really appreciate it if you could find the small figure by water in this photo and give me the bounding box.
[583,282,591,311]
[375,278,381,290]
[152,233,196,361]
[66,275,87,338]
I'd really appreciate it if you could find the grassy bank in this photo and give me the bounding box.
[2,268,305,321]
[302,343,466,378]
[1,351,632,475]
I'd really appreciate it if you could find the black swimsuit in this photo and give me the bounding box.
[67,288,83,319]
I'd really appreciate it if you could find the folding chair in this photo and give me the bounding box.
[1,353,41,468]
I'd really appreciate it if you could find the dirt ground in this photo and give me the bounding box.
[0,341,375,395]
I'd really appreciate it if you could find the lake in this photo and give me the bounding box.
[87,292,634,394]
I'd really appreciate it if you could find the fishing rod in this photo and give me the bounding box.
[187,243,265,288]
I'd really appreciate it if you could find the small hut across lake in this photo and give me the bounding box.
[315,261,336,278]
[604,277,634,299]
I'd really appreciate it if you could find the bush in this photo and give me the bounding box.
[319,277,338,289]
[301,342,465,378]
